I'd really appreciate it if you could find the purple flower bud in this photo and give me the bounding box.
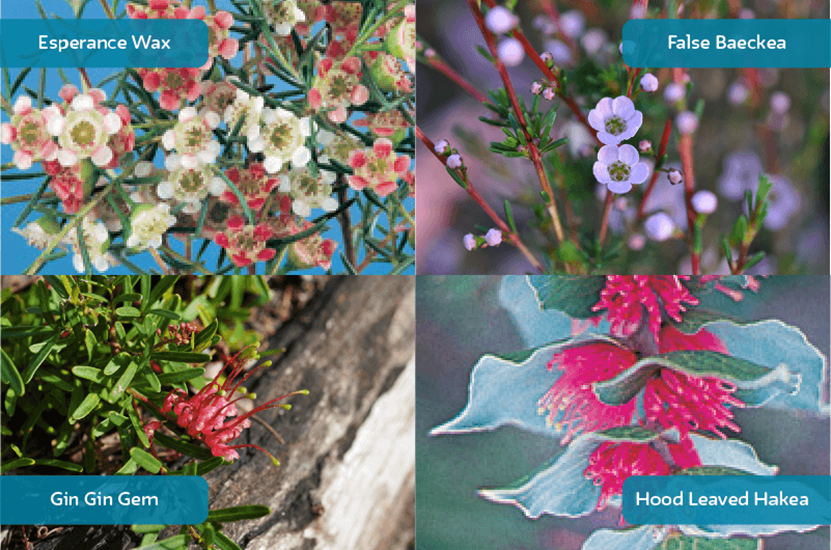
[675,111,699,135]
[485,228,503,246]
[640,73,659,92]
[543,87,555,101]
[530,81,543,95]
[638,140,652,153]
[447,153,463,169]
[463,233,476,251]
[668,167,684,185]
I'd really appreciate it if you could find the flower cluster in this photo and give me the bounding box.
[159,349,307,462]
[3,0,414,275]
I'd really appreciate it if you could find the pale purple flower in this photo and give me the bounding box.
[530,81,543,95]
[645,212,676,241]
[485,6,519,34]
[664,82,685,103]
[497,38,524,66]
[628,233,646,250]
[593,144,649,194]
[542,87,555,101]
[434,139,449,155]
[760,175,801,231]
[640,73,659,92]
[580,28,607,57]
[717,150,763,201]
[668,167,683,185]
[769,91,791,114]
[676,111,699,135]
[463,233,476,251]
[691,190,718,214]
[638,140,652,153]
[588,96,643,145]
[447,153,462,169]
[727,82,749,105]
[557,10,585,39]
[485,228,502,246]
[543,40,573,65]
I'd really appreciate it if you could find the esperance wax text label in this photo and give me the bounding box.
[622,475,831,525]
[0,20,208,68]
[0,476,208,525]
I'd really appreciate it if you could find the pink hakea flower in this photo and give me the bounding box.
[160,349,307,462]
[643,325,745,439]
[1,96,59,170]
[591,275,699,342]
[584,436,701,510]
[538,341,638,444]
[214,215,277,267]
[347,138,410,197]
[308,49,369,123]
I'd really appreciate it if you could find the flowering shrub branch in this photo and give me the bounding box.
[431,275,829,550]
[2,0,414,275]
[418,0,826,274]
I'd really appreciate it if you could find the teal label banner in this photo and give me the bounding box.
[622,19,831,67]
[0,476,209,525]
[622,475,831,525]
[0,19,208,68]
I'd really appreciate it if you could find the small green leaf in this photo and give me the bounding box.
[130,447,163,473]
[70,393,100,422]
[72,366,106,384]
[112,360,138,398]
[148,309,181,321]
[156,368,205,385]
[115,458,140,475]
[116,306,142,318]
[150,351,212,363]
[133,535,189,550]
[1,348,25,396]
[1,457,36,473]
[153,432,213,460]
[84,329,96,361]
[33,458,83,472]
[22,333,59,383]
[207,505,271,522]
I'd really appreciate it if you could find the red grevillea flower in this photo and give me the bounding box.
[643,325,745,439]
[161,350,307,462]
[538,341,637,444]
[584,437,701,510]
[591,275,699,341]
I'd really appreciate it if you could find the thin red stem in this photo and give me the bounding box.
[417,124,545,273]
[424,57,488,103]
[637,116,673,221]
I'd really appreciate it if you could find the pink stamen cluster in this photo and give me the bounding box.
[160,350,306,461]
[347,138,411,197]
[644,371,744,439]
[43,159,85,214]
[591,275,699,341]
[538,342,637,444]
[214,215,276,267]
[584,438,701,510]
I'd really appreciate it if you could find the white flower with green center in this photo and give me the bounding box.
[157,154,225,214]
[248,108,311,173]
[279,164,338,217]
[12,216,62,250]
[127,203,176,250]
[224,89,265,141]
[263,0,306,35]
[50,93,122,167]
[588,96,643,146]
[70,217,115,273]
[593,144,649,194]
[162,107,221,169]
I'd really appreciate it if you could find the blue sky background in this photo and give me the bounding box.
[1,0,415,275]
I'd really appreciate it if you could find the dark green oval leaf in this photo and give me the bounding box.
[207,505,271,522]
[129,447,163,474]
